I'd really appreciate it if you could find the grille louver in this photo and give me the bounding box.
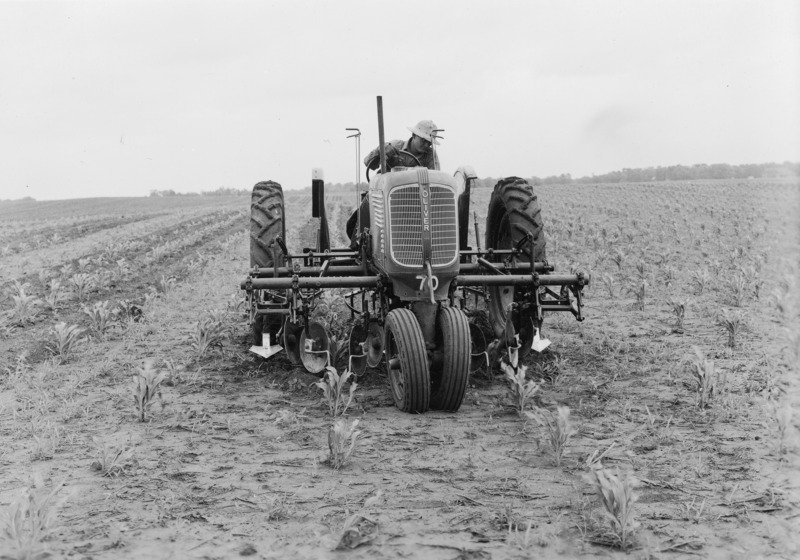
[388,184,457,267]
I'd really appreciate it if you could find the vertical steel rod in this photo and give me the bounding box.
[377,96,387,174]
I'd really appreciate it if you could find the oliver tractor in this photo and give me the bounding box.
[241,97,589,413]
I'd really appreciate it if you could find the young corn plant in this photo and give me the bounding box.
[43,279,67,313]
[133,360,166,422]
[328,418,361,470]
[189,316,228,358]
[688,347,724,409]
[726,272,750,307]
[8,281,42,325]
[769,399,794,456]
[93,270,112,292]
[584,465,639,549]
[599,272,617,298]
[717,308,747,349]
[46,322,86,361]
[77,257,92,273]
[666,297,689,333]
[315,365,358,417]
[90,438,134,477]
[83,300,116,338]
[690,269,711,295]
[157,274,177,296]
[528,405,576,467]
[502,362,541,417]
[69,272,95,302]
[31,423,60,461]
[0,482,67,560]
[112,258,130,282]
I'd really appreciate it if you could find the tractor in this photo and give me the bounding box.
[241,97,589,413]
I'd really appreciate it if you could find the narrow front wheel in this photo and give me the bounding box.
[430,307,471,411]
[384,309,430,413]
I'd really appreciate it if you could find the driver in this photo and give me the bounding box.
[347,119,441,246]
[363,119,441,171]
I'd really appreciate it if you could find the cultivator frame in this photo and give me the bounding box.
[241,96,590,414]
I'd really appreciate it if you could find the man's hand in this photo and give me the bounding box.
[384,144,400,168]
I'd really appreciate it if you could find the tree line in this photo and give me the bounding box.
[145,160,799,198]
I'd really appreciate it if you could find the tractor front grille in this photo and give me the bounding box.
[388,184,457,267]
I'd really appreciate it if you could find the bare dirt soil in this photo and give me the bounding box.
[1,181,798,559]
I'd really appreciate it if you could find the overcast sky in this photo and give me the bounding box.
[1,0,798,201]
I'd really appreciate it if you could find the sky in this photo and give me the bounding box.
[1,0,798,201]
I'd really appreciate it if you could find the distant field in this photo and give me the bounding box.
[0,179,798,559]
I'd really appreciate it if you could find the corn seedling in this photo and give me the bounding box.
[189,316,228,358]
[502,363,541,416]
[69,272,95,302]
[8,281,42,325]
[328,417,361,469]
[77,257,92,273]
[690,269,711,295]
[666,297,689,333]
[90,437,134,477]
[46,322,86,361]
[31,423,60,461]
[717,308,747,349]
[610,250,624,269]
[116,300,143,323]
[726,272,749,307]
[0,481,67,560]
[528,405,576,467]
[584,465,639,549]
[93,270,111,292]
[133,360,166,422]
[43,279,67,313]
[2,352,29,387]
[112,258,130,282]
[769,399,794,456]
[315,365,358,417]
[599,272,617,298]
[82,300,116,338]
[157,274,177,295]
[687,347,727,409]
[58,263,73,280]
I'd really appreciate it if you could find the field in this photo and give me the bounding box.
[1,179,798,559]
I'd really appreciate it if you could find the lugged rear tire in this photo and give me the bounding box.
[250,181,286,346]
[430,307,471,411]
[385,309,430,413]
[485,177,547,341]
[250,181,286,268]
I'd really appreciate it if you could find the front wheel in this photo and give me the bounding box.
[430,307,471,411]
[384,309,430,413]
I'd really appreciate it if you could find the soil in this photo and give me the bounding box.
[0,181,798,559]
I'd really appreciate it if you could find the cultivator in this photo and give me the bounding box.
[241,97,589,413]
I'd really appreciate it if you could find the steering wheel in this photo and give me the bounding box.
[366,150,424,182]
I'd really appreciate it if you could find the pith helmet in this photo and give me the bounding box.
[407,120,440,145]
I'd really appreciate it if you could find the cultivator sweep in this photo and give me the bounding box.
[241,97,589,413]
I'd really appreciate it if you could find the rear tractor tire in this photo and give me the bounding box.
[485,177,547,353]
[249,181,286,346]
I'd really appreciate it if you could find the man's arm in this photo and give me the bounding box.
[363,140,402,170]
